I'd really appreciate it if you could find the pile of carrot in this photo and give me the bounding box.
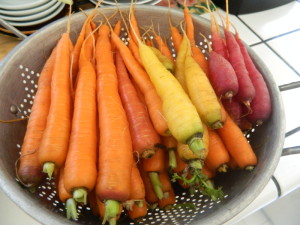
[13,1,272,224]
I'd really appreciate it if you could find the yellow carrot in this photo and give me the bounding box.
[184,35,223,129]
[138,41,205,157]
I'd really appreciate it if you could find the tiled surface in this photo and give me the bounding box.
[267,30,300,74]
[1,1,300,225]
[250,43,300,86]
[263,187,300,225]
[238,1,300,40]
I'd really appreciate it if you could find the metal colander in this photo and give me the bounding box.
[0,5,285,225]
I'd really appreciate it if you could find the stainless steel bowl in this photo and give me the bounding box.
[0,5,285,225]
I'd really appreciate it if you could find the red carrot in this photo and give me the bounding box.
[116,51,160,158]
[235,33,271,125]
[224,0,255,107]
[110,31,169,136]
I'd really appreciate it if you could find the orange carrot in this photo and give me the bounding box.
[95,25,133,223]
[70,3,100,87]
[17,48,57,187]
[116,51,160,158]
[183,5,209,75]
[63,33,98,205]
[173,148,188,174]
[111,20,122,53]
[170,24,183,53]
[142,147,165,173]
[159,171,173,198]
[142,147,166,200]
[217,107,257,170]
[158,186,176,209]
[124,164,146,218]
[128,34,143,66]
[153,31,174,62]
[111,31,169,136]
[129,5,141,45]
[38,33,73,179]
[162,135,177,170]
[205,129,230,173]
[127,199,148,220]
[138,165,159,207]
[202,164,216,179]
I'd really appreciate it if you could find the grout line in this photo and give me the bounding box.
[249,41,264,47]
[285,126,300,137]
[264,41,300,77]
[271,176,281,198]
[263,28,300,42]
[236,16,300,77]
[260,208,275,225]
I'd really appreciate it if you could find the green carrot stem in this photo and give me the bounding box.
[42,162,55,179]
[168,149,177,170]
[187,134,205,158]
[73,188,88,205]
[103,200,120,225]
[149,172,164,200]
[211,121,223,129]
[189,160,202,170]
[66,198,78,220]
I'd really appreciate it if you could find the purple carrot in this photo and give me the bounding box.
[224,29,256,107]
[208,51,239,99]
[235,34,272,125]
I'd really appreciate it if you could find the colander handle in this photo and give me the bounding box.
[279,81,300,92]
[281,146,300,156]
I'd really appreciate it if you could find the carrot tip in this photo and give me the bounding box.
[42,162,55,179]
[149,172,164,200]
[73,188,88,205]
[187,136,205,159]
[168,150,177,170]
[66,198,78,220]
[103,200,120,225]
[211,121,223,129]
[217,164,228,173]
